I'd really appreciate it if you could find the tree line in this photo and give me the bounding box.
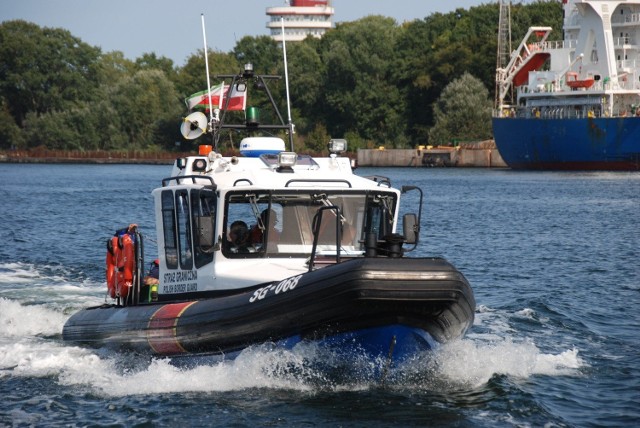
[0,1,562,154]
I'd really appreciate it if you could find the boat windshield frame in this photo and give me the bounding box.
[221,189,398,259]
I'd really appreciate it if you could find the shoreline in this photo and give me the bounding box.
[0,156,175,165]
[1,144,507,168]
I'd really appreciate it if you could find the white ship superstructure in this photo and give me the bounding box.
[495,0,640,118]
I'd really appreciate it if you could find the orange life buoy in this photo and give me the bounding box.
[106,234,135,299]
[106,236,118,299]
[116,234,135,299]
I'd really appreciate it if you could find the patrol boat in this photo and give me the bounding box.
[62,63,475,365]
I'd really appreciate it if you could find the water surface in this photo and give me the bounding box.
[0,164,638,426]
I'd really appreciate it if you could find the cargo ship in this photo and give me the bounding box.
[492,0,640,170]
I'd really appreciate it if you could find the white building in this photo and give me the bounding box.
[266,0,335,43]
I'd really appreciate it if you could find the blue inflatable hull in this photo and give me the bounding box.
[275,324,438,361]
[492,116,640,170]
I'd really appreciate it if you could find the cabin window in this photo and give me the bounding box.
[191,189,216,268]
[175,190,193,270]
[223,192,283,257]
[221,190,395,258]
[161,190,178,269]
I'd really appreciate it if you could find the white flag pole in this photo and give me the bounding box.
[218,81,224,111]
[280,17,295,151]
[201,14,216,124]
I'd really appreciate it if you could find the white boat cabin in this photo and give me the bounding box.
[152,139,410,298]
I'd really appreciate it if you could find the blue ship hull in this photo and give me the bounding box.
[492,116,640,170]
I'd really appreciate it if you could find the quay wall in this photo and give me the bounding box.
[357,142,507,168]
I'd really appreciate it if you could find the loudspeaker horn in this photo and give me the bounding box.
[180,112,208,139]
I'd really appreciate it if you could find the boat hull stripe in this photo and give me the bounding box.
[147,302,196,354]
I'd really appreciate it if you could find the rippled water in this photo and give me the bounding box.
[0,164,638,426]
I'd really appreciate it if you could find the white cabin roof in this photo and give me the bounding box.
[166,153,394,194]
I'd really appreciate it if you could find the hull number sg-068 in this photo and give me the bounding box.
[249,275,303,303]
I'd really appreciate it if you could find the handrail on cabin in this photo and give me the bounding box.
[162,175,215,187]
[285,179,352,188]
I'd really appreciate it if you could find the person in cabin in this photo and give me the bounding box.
[228,220,253,253]
[250,209,280,248]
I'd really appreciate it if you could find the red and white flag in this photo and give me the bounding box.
[185,83,247,111]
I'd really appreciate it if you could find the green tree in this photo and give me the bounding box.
[0,101,25,149]
[96,51,136,86]
[233,36,280,74]
[428,72,492,145]
[173,50,240,102]
[109,69,182,149]
[319,16,407,147]
[135,52,177,80]
[303,123,330,154]
[0,20,102,127]
[283,41,324,134]
[395,6,499,145]
[24,105,99,150]
[0,2,564,153]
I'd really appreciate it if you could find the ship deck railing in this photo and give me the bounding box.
[532,37,638,53]
[495,106,640,120]
[613,12,640,25]
[517,76,640,94]
[532,39,577,51]
[570,12,640,28]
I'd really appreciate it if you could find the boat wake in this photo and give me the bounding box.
[423,339,584,390]
[0,263,585,397]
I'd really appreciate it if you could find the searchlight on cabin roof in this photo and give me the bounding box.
[278,151,297,168]
[328,139,347,155]
[276,151,297,173]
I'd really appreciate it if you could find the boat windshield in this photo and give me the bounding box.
[222,190,397,258]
